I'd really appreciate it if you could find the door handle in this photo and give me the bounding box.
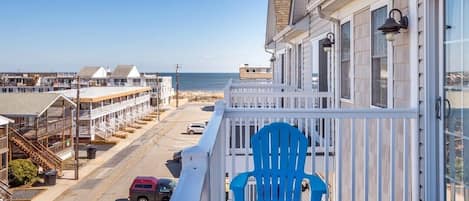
[444,98,451,118]
[436,97,442,119]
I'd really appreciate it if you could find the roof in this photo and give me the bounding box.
[56,87,152,103]
[290,0,307,24]
[274,0,292,32]
[0,93,76,117]
[78,66,104,78]
[0,115,14,125]
[265,0,293,46]
[111,65,140,78]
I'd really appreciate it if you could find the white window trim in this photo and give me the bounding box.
[369,4,394,109]
[340,16,354,104]
[275,48,287,84]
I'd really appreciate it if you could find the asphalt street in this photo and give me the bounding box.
[53,103,214,201]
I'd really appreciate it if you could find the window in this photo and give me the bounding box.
[135,184,153,189]
[341,22,352,99]
[297,44,303,89]
[281,54,285,84]
[371,6,388,107]
[1,153,6,169]
[288,48,292,86]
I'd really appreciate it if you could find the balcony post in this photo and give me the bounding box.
[224,79,232,108]
[173,146,209,201]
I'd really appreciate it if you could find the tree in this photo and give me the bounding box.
[8,159,38,187]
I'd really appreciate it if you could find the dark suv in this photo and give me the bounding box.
[129,177,176,201]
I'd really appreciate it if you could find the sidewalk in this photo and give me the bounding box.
[31,106,178,201]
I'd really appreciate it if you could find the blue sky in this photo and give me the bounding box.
[0,0,269,72]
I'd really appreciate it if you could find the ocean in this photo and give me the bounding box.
[158,73,239,92]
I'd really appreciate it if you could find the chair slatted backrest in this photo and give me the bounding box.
[251,122,308,201]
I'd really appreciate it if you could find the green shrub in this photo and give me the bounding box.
[8,159,38,187]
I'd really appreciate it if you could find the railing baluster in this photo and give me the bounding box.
[351,118,356,201]
[335,118,342,201]
[244,118,249,173]
[390,118,395,201]
[310,118,315,173]
[403,119,408,201]
[324,118,330,200]
[377,119,382,201]
[364,119,369,201]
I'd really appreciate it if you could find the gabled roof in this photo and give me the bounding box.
[0,115,14,125]
[111,65,140,78]
[57,87,151,103]
[265,0,293,47]
[78,66,106,78]
[290,0,307,24]
[274,0,292,31]
[0,93,76,117]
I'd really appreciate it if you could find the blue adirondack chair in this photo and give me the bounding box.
[230,122,327,201]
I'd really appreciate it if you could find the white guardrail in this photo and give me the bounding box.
[224,79,333,109]
[80,94,150,119]
[172,100,419,201]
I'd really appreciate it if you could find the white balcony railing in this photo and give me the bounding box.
[172,101,419,201]
[80,94,150,119]
[224,79,333,109]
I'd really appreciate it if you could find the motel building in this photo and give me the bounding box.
[0,115,12,200]
[57,87,152,141]
[0,93,76,176]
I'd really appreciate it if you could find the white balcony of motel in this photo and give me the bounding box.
[77,94,151,120]
[171,81,419,201]
[56,87,152,120]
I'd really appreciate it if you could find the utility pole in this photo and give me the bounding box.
[74,76,80,180]
[156,73,160,121]
[175,64,181,108]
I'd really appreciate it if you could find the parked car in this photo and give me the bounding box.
[186,123,206,134]
[172,150,182,163]
[129,177,176,201]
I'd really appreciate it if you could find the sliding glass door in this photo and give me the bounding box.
[444,0,469,199]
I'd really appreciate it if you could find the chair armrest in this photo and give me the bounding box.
[304,173,327,201]
[230,172,253,201]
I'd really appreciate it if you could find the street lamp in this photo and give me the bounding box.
[322,32,335,52]
[378,8,408,42]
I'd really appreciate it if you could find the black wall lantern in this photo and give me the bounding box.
[270,54,276,62]
[322,32,335,52]
[378,8,408,41]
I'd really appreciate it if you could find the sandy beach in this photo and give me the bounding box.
[178,91,224,103]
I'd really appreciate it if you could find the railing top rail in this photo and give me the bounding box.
[195,100,225,154]
[224,108,419,119]
[229,91,334,97]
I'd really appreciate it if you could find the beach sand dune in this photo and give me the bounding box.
[178,91,224,103]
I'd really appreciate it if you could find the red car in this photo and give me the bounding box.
[129,176,176,201]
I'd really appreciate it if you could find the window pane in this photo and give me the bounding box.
[1,153,5,169]
[371,6,388,107]
[341,22,351,99]
[372,58,388,107]
[341,22,351,61]
[298,44,302,89]
[341,61,351,98]
[446,0,462,41]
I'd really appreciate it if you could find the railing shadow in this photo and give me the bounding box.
[165,160,181,178]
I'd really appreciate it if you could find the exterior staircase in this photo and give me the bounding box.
[0,180,11,201]
[9,128,63,175]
